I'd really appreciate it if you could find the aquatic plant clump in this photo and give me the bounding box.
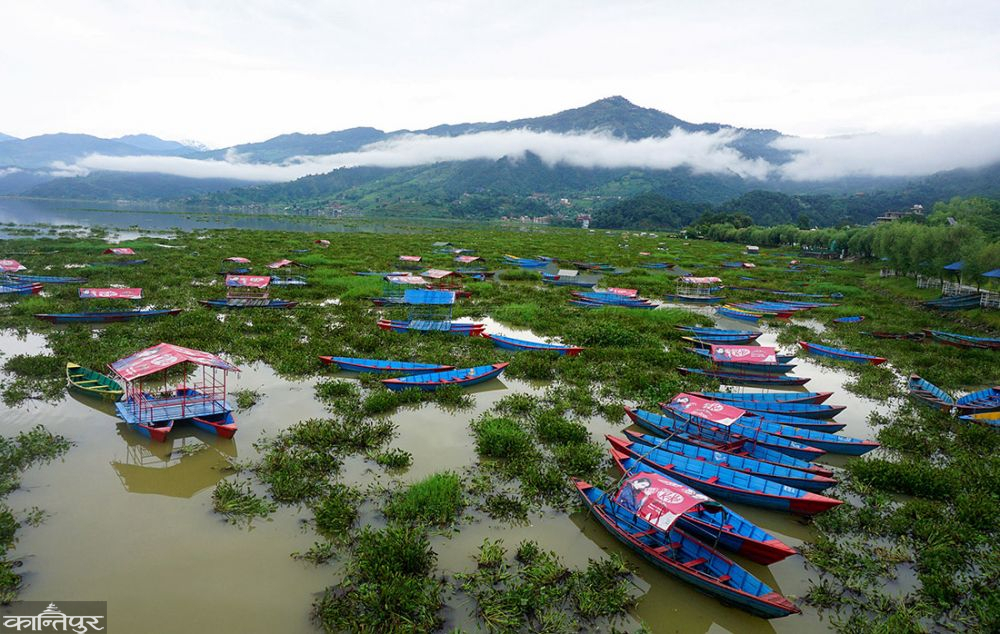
[211,479,277,523]
[383,471,465,526]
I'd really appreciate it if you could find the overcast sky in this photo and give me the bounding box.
[2,0,999,148]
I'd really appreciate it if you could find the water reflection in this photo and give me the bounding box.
[110,425,236,498]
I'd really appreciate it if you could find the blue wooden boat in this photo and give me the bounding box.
[694,391,833,405]
[833,316,865,324]
[955,387,1000,414]
[269,276,308,286]
[573,291,653,306]
[570,298,656,310]
[688,348,796,375]
[604,449,798,563]
[483,334,583,356]
[660,404,878,456]
[626,406,825,462]
[735,411,846,434]
[717,307,764,323]
[199,298,297,309]
[190,411,238,438]
[4,274,85,284]
[318,357,456,374]
[574,479,800,619]
[615,432,836,493]
[610,446,841,516]
[219,267,251,275]
[680,336,762,349]
[922,294,981,311]
[641,263,674,269]
[542,273,595,288]
[924,330,1000,350]
[92,259,148,267]
[503,255,548,268]
[0,282,43,295]
[377,318,484,336]
[381,363,508,391]
[691,348,797,364]
[678,367,810,386]
[664,294,724,304]
[34,308,182,324]
[907,375,954,411]
[675,327,762,338]
[799,341,886,366]
[736,401,846,420]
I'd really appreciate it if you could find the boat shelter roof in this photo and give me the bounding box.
[421,269,458,279]
[455,255,482,264]
[614,472,711,531]
[226,275,271,288]
[111,343,240,381]
[385,274,426,285]
[103,247,135,255]
[710,345,778,365]
[79,288,143,299]
[224,257,251,263]
[680,276,721,285]
[669,393,746,426]
[267,259,306,269]
[0,259,26,272]
[403,289,455,305]
[399,255,422,262]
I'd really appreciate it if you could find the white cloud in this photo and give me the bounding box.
[773,124,1000,180]
[60,128,772,182]
[0,167,23,177]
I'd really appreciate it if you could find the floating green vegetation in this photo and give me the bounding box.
[231,388,262,410]
[384,471,465,526]
[211,479,277,524]
[310,484,361,537]
[313,524,443,633]
[1,355,64,407]
[456,539,636,632]
[368,447,413,470]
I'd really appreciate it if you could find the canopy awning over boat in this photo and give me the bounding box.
[0,259,26,272]
[669,393,746,426]
[614,472,711,531]
[385,274,426,285]
[223,257,251,263]
[943,261,965,271]
[680,276,721,285]
[111,343,239,381]
[556,269,578,277]
[225,275,271,288]
[79,287,143,299]
[403,289,455,305]
[267,259,305,269]
[454,255,481,264]
[710,344,778,365]
[103,247,135,255]
[606,287,638,297]
[398,255,422,262]
[315,239,330,246]
[421,269,458,279]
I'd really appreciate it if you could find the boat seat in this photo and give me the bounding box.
[631,529,657,538]
[75,379,100,384]
[717,574,732,583]
[705,476,720,484]
[683,557,707,568]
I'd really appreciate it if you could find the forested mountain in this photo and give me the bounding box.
[0,133,196,169]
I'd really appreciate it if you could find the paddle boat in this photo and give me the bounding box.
[4,274,85,284]
[693,391,833,405]
[688,348,796,375]
[614,432,836,492]
[575,477,800,618]
[34,309,182,324]
[798,341,886,365]
[66,362,124,401]
[0,281,43,295]
[675,327,761,339]
[959,411,1000,428]
[483,333,583,356]
[376,318,485,336]
[677,367,810,386]
[907,375,955,411]
[609,445,841,515]
[735,401,846,420]
[924,329,1000,350]
[955,387,1000,415]
[833,316,865,324]
[381,363,508,391]
[318,357,456,374]
[624,407,831,474]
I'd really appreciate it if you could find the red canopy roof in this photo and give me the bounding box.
[266,259,297,269]
[226,275,271,288]
[710,345,778,365]
[315,239,330,246]
[680,276,721,284]
[421,269,457,279]
[111,343,240,381]
[454,255,481,264]
[224,257,251,263]
[79,288,143,299]
[103,247,135,255]
[385,274,426,285]
[606,287,638,297]
[0,259,26,272]
[398,255,422,262]
[614,472,710,530]
[669,393,746,426]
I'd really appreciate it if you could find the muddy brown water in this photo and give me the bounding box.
[1,312,888,633]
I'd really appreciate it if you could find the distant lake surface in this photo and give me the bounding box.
[0,198,485,236]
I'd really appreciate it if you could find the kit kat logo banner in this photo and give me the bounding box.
[669,393,746,426]
[79,288,143,299]
[709,345,777,365]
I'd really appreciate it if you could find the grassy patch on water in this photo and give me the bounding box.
[384,471,465,526]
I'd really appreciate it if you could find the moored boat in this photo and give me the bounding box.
[907,375,954,411]
[5,274,85,284]
[318,357,456,374]
[381,363,508,391]
[959,411,1000,428]
[678,367,810,386]
[574,478,801,618]
[484,333,583,356]
[66,362,124,401]
[376,318,484,336]
[798,341,887,365]
[199,298,298,309]
[833,316,865,323]
[35,309,182,324]
[191,412,238,439]
[693,391,833,405]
